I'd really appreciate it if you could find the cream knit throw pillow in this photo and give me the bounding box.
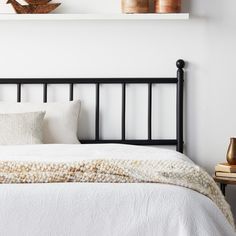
[0,112,45,145]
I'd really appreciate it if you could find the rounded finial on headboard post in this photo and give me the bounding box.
[176,59,185,69]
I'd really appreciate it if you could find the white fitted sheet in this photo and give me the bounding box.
[0,144,235,236]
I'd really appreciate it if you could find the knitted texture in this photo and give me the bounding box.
[0,159,234,228]
[0,112,45,145]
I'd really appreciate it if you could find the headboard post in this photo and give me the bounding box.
[176,59,185,153]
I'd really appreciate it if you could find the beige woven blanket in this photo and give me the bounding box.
[0,159,234,228]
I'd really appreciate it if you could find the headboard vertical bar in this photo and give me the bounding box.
[176,59,185,153]
[122,83,126,140]
[17,83,21,103]
[69,83,74,101]
[95,83,100,141]
[43,83,47,103]
[148,83,152,140]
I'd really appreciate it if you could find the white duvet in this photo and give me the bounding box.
[0,144,235,236]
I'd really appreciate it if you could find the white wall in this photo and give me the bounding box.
[1,0,236,216]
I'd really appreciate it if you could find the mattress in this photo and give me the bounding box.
[0,144,235,236]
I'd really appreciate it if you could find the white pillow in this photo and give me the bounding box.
[0,112,45,145]
[0,100,81,144]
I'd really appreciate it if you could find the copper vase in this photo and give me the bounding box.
[155,0,181,13]
[226,138,236,165]
[122,0,149,13]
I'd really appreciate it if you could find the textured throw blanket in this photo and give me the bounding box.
[0,159,234,228]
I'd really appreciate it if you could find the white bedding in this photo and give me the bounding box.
[0,144,235,236]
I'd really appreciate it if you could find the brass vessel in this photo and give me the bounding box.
[226,138,236,165]
[122,0,149,13]
[154,0,181,13]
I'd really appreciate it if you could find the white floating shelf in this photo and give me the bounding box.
[0,13,189,21]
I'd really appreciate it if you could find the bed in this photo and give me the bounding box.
[0,60,235,236]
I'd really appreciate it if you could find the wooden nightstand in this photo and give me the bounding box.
[213,176,236,196]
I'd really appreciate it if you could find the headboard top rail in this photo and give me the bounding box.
[0,78,177,84]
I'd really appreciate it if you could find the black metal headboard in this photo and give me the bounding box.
[0,59,185,153]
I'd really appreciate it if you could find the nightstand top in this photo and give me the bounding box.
[213,176,236,185]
